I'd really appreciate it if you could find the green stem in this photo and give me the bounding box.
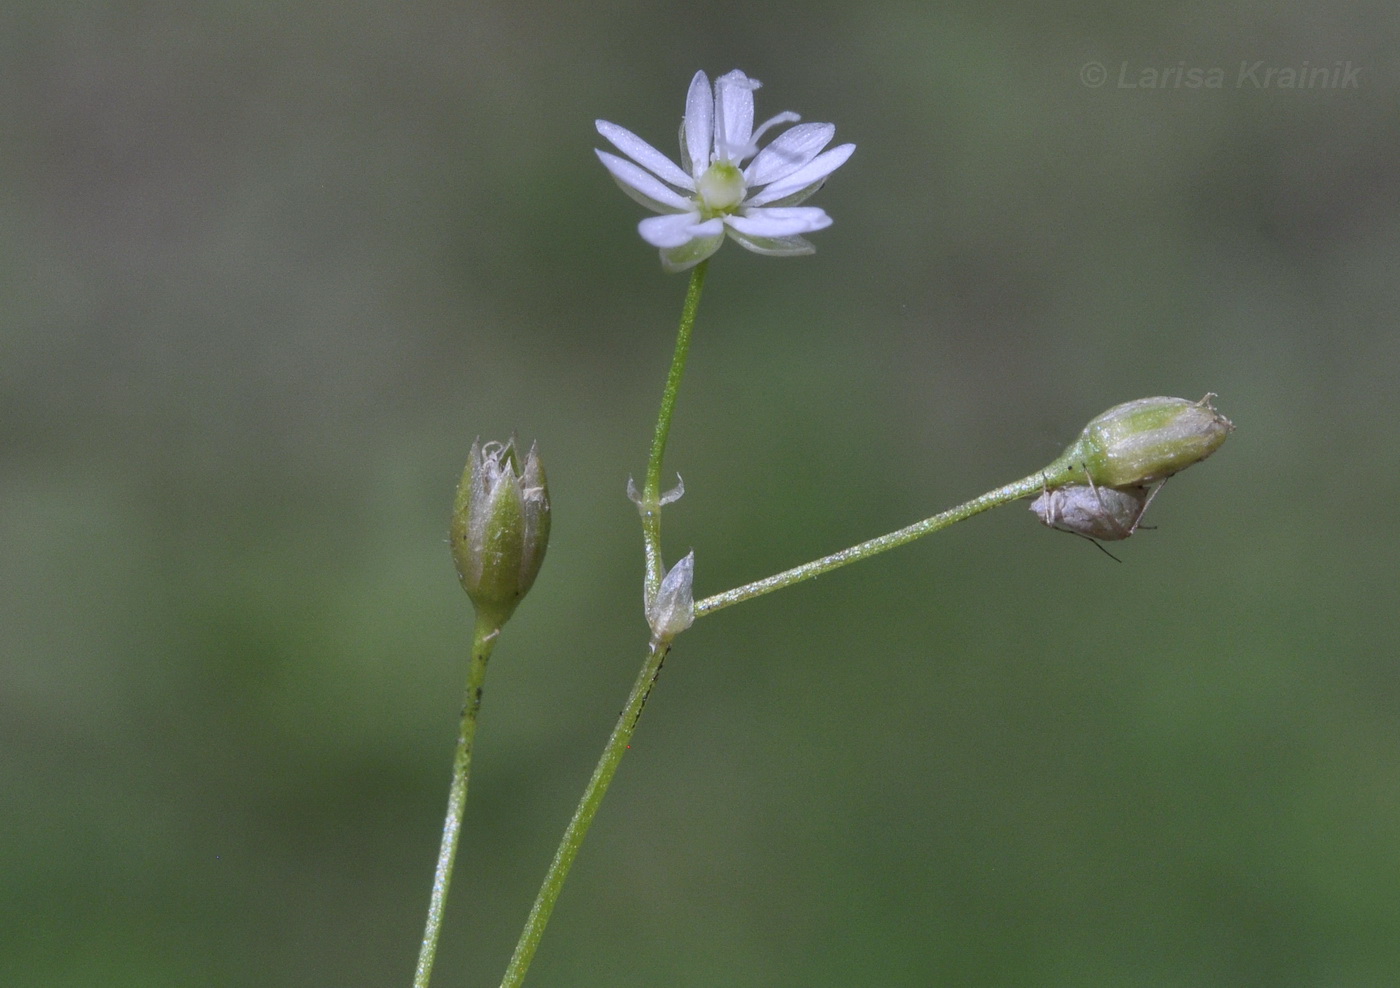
[498,639,672,988]
[412,613,500,988]
[493,261,708,986]
[695,470,1053,617]
[640,261,708,600]
[491,470,1050,986]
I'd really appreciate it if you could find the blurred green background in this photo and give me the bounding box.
[4,2,1399,985]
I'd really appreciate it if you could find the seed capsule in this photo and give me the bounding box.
[1041,394,1234,490]
[450,437,551,628]
[1075,394,1232,488]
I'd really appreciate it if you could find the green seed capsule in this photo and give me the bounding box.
[450,437,550,628]
[1043,394,1234,489]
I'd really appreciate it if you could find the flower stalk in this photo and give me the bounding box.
[413,613,500,988]
[696,394,1234,615]
[414,437,550,988]
[695,470,1049,616]
[638,261,707,599]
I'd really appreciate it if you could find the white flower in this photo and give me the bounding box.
[595,70,855,272]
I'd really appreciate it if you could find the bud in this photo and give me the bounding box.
[647,551,695,642]
[1046,394,1234,489]
[1030,481,1157,541]
[450,437,550,627]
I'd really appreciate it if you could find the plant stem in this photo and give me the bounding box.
[640,261,708,600]
[491,469,1047,986]
[498,639,672,988]
[695,470,1052,617]
[495,262,702,986]
[412,613,500,988]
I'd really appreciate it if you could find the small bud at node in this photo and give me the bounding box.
[647,552,695,642]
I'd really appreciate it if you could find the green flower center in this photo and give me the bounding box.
[696,161,746,216]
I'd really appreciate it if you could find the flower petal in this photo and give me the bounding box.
[638,212,722,248]
[596,150,693,213]
[744,122,835,186]
[723,227,817,257]
[660,232,725,272]
[712,70,758,162]
[746,143,855,206]
[683,71,713,175]
[749,179,823,208]
[726,206,832,239]
[596,120,695,190]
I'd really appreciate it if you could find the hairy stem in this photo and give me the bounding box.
[640,261,708,599]
[412,613,499,988]
[696,470,1051,616]
[498,639,672,988]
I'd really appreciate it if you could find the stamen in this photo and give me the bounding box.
[747,112,801,153]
